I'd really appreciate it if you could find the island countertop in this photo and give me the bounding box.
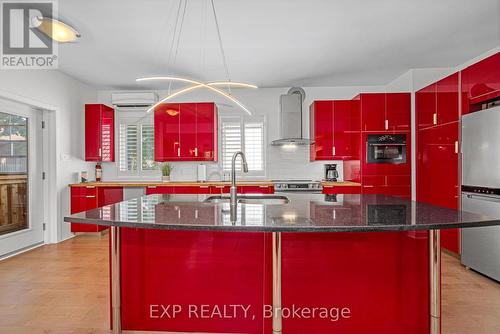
[63,193,500,232]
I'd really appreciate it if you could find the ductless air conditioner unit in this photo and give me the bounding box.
[111,92,158,109]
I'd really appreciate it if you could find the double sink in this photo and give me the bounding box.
[204,195,290,205]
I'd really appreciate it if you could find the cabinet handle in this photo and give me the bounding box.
[98,148,102,157]
[433,113,437,125]
[200,185,209,188]
[363,185,375,188]
[215,185,224,188]
[195,147,198,157]
[455,141,459,154]
[195,210,199,219]
[385,119,389,130]
[332,146,336,156]
[85,195,96,198]
[177,148,180,157]
[259,186,269,188]
[147,186,157,189]
[85,186,95,189]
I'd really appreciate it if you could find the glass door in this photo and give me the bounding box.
[0,100,44,257]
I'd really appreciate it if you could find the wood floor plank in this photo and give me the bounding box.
[0,234,498,333]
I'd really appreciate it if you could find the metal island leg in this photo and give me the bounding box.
[272,232,282,334]
[111,226,122,334]
[430,230,441,334]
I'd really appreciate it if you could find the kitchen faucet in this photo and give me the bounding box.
[230,151,249,222]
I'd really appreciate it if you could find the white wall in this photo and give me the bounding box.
[0,70,98,242]
[98,85,386,181]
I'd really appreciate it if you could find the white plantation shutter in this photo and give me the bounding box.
[222,122,242,171]
[119,124,138,172]
[244,123,264,171]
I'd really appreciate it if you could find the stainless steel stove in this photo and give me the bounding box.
[272,179,323,193]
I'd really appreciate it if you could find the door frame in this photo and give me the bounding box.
[0,89,58,246]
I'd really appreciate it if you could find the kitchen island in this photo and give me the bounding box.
[64,193,500,334]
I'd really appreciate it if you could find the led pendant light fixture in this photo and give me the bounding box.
[137,0,256,115]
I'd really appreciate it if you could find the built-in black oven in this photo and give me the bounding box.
[367,134,407,164]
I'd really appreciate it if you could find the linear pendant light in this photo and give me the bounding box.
[137,0,256,115]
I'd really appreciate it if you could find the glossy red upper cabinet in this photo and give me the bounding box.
[195,103,218,161]
[155,103,218,162]
[415,83,436,130]
[358,93,410,132]
[85,104,115,162]
[461,52,500,113]
[436,73,459,124]
[386,93,411,131]
[155,103,181,161]
[359,93,386,131]
[310,100,354,161]
[310,101,334,160]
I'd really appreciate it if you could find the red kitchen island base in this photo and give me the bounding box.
[115,229,433,334]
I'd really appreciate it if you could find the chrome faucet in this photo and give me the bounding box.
[230,151,249,222]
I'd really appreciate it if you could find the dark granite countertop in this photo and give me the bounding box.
[63,194,500,232]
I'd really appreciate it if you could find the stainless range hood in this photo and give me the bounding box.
[271,87,313,146]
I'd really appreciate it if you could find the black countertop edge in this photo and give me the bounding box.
[63,217,500,233]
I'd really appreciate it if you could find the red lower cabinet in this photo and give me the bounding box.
[322,185,361,194]
[117,229,430,334]
[70,186,123,232]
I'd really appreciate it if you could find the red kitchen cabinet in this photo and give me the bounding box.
[196,103,218,161]
[238,185,274,194]
[436,72,459,124]
[70,186,103,233]
[155,103,218,162]
[145,186,176,195]
[322,185,361,194]
[416,83,436,130]
[358,93,410,132]
[461,52,500,114]
[310,100,355,161]
[417,121,460,253]
[310,101,334,160]
[98,187,123,207]
[85,104,115,162]
[386,93,411,131]
[210,185,230,194]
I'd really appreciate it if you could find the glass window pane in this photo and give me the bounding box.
[12,142,27,156]
[10,125,26,141]
[0,142,11,155]
[10,115,27,125]
[119,124,138,172]
[0,125,10,140]
[0,113,10,125]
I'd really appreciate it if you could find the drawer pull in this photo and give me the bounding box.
[85,195,96,198]
[200,185,209,188]
[85,186,95,189]
[433,113,438,125]
[455,141,459,154]
[147,186,157,189]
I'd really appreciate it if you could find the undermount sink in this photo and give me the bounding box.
[204,195,289,205]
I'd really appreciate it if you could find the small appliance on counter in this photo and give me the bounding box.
[197,164,207,182]
[273,180,322,193]
[95,163,102,182]
[324,164,339,181]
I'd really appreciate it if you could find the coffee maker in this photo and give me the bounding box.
[324,164,339,182]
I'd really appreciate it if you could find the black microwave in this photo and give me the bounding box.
[366,134,407,164]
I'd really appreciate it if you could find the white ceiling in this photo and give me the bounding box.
[57,0,500,90]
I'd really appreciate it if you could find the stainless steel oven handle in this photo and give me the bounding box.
[368,143,406,146]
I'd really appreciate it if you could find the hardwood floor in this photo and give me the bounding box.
[0,234,499,333]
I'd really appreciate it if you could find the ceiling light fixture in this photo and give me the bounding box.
[137,0,256,115]
[31,16,81,43]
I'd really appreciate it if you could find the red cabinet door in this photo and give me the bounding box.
[386,93,411,131]
[196,103,218,161]
[238,185,274,194]
[154,103,181,161]
[332,100,352,159]
[436,73,459,124]
[310,101,334,160]
[85,104,115,162]
[70,186,104,233]
[179,103,197,159]
[415,84,436,130]
[145,186,176,195]
[461,52,500,112]
[97,187,123,207]
[322,185,361,194]
[361,94,386,132]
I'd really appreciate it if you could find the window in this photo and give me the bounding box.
[221,117,265,174]
[118,117,157,176]
[0,112,27,174]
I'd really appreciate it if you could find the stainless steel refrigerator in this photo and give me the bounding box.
[461,105,500,281]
